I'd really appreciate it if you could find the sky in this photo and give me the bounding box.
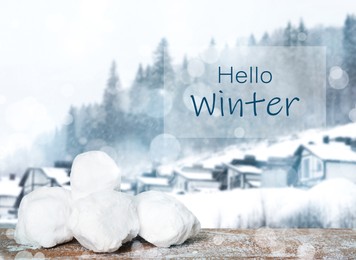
[0,0,354,158]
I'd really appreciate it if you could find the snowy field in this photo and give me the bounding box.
[175,178,356,229]
[2,178,356,230]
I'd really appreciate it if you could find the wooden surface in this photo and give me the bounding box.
[1,228,356,259]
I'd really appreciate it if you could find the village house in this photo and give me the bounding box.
[220,155,265,189]
[19,167,70,195]
[293,139,356,188]
[172,166,221,193]
[0,174,21,220]
[136,176,172,194]
[224,163,263,189]
[262,156,297,187]
[15,167,70,208]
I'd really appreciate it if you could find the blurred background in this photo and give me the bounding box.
[0,0,356,229]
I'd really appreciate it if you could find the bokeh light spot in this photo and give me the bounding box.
[234,127,245,138]
[213,235,224,245]
[14,250,33,259]
[329,67,349,89]
[149,134,181,164]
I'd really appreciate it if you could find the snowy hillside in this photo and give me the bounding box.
[162,122,356,173]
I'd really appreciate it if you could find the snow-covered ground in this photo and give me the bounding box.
[175,178,356,228]
[2,179,356,229]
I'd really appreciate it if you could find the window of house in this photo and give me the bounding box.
[313,159,323,178]
[301,156,323,180]
[316,161,322,171]
[34,169,50,186]
[302,157,310,179]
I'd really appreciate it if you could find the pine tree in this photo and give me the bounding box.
[102,61,123,143]
[297,20,308,45]
[145,65,151,79]
[343,15,356,88]
[178,54,192,88]
[175,55,191,104]
[130,63,146,114]
[284,22,298,46]
[342,15,356,123]
[150,38,174,89]
[135,63,145,83]
[66,106,81,158]
[248,34,256,46]
[260,32,270,45]
[53,127,67,161]
[80,104,105,143]
[182,55,188,70]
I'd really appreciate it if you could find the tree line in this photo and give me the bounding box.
[40,15,356,171]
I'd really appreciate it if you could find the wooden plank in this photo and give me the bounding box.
[1,228,356,259]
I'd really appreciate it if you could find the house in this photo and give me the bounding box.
[136,176,172,194]
[172,167,221,193]
[0,174,22,220]
[294,141,356,188]
[224,163,263,189]
[19,167,70,195]
[216,155,265,190]
[262,156,297,188]
[15,167,70,208]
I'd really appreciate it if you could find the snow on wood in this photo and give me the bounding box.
[2,228,356,259]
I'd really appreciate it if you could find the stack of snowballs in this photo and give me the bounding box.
[15,151,201,253]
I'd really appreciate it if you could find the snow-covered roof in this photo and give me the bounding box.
[121,182,133,190]
[234,165,262,174]
[156,164,175,176]
[0,177,22,197]
[137,177,170,186]
[248,123,356,161]
[249,139,307,161]
[225,163,262,174]
[301,143,356,162]
[326,123,356,139]
[175,169,215,181]
[200,149,245,169]
[42,167,70,185]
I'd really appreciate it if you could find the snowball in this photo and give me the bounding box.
[68,191,139,252]
[135,191,200,247]
[15,187,73,248]
[70,151,121,200]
